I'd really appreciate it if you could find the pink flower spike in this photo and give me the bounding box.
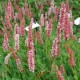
[14,34,19,51]
[3,33,9,52]
[4,54,11,64]
[59,2,66,29]
[56,22,61,42]
[7,0,12,20]
[66,0,69,13]
[50,0,55,13]
[20,17,25,36]
[51,38,59,57]
[14,23,20,35]
[27,18,35,72]
[46,19,52,37]
[28,50,35,72]
[63,13,70,40]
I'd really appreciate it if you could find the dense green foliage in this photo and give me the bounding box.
[0,0,80,80]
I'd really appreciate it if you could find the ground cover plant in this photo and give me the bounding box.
[0,0,80,80]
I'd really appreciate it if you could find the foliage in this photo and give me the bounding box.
[0,0,80,80]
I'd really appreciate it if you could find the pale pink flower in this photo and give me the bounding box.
[27,18,35,72]
[4,54,11,64]
[59,2,66,29]
[3,33,9,52]
[7,0,12,20]
[51,38,59,57]
[14,34,19,51]
[14,23,20,35]
[28,50,35,72]
[63,13,70,40]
